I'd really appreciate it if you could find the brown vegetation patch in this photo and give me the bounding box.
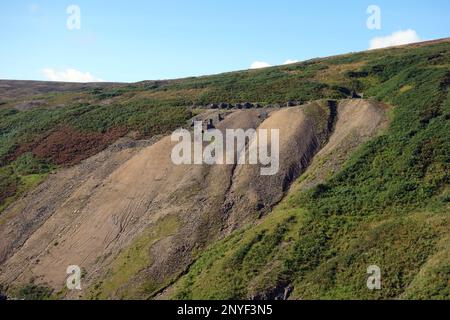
[15,126,127,166]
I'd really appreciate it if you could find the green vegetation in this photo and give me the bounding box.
[16,283,54,300]
[0,153,52,213]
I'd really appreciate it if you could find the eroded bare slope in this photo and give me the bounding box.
[0,100,386,299]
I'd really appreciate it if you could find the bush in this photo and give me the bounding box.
[15,153,52,175]
[17,284,53,300]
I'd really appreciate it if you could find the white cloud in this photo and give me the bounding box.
[283,59,299,65]
[250,59,300,69]
[369,29,421,50]
[250,61,272,69]
[41,68,104,82]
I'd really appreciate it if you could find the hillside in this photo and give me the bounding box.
[0,38,449,300]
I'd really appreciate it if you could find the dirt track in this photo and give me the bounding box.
[0,100,387,299]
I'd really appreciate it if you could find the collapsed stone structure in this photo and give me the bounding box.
[193,86,363,110]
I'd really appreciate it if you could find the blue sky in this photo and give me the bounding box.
[0,0,449,82]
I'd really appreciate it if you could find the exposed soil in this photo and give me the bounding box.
[293,99,388,192]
